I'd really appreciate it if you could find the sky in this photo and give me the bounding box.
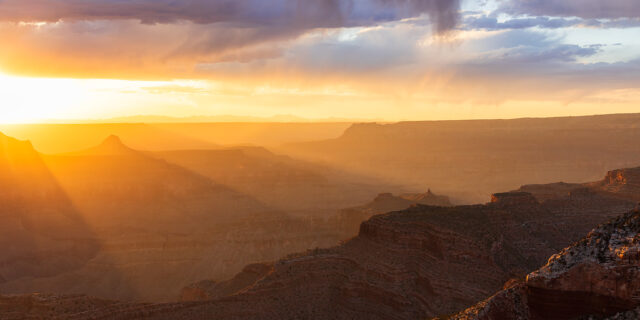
[0,0,639,123]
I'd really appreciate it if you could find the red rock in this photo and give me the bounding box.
[449,209,640,320]
[4,163,640,319]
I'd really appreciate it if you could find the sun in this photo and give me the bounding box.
[0,70,215,124]
[0,71,89,124]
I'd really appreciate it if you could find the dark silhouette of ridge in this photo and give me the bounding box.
[65,134,137,156]
[2,134,350,302]
[0,131,100,287]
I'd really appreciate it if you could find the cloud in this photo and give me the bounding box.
[493,44,602,63]
[427,28,640,105]
[194,26,637,104]
[463,11,640,32]
[0,0,638,111]
[0,0,462,79]
[500,0,640,20]
[465,15,580,30]
[0,0,460,33]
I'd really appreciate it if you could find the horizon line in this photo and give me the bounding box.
[1,112,640,125]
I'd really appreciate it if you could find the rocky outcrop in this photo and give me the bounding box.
[526,210,640,318]
[442,281,530,320]
[490,192,539,206]
[519,167,640,204]
[517,182,583,202]
[335,190,451,237]
[400,189,452,207]
[181,263,274,301]
[592,168,640,201]
[447,209,640,320]
[597,307,640,319]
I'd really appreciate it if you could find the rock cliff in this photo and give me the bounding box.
[592,167,640,201]
[283,114,640,203]
[180,263,274,301]
[0,135,340,302]
[4,164,640,319]
[117,183,635,319]
[335,190,451,236]
[0,132,99,288]
[447,209,640,320]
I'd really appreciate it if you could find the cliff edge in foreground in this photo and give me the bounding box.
[448,209,640,320]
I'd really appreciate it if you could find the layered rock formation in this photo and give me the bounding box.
[490,192,539,206]
[448,209,640,320]
[3,166,637,319]
[156,168,640,318]
[5,180,634,319]
[4,131,640,318]
[0,133,98,288]
[591,168,640,202]
[152,147,391,220]
[0,134,341,302]
[86,170,636,319]
[180,263,274,301]
[335,190,451,237]
[283,114,640,203]
[175,190,453,303]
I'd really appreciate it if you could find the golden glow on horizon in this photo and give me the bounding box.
[0,71,88,124]
[0,71,210,124]
[2,69,640,124]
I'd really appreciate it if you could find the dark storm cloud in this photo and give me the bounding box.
[0,0,460,32]
[501,0,640,19]
[0,0,461,78]
[375,0,461,32]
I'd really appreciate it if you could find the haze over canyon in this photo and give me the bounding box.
[2,0,640,318]
[2,113,640,319]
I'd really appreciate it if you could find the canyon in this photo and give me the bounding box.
[283,114,640,203]
[4,115,640,319]
[7,114,640,205]
[0,133,396,302]
[4,165,640,319]
[0,133,99,289]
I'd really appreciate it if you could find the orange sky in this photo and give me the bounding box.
[1,0,639,123]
